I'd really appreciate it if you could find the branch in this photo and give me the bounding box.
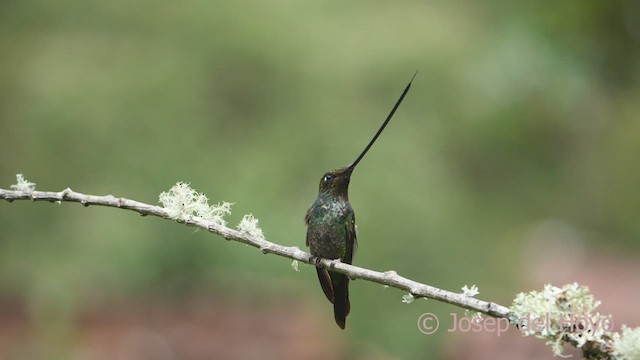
[0,186,510,318]
[3,181,638,359]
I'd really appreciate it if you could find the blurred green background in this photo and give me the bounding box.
[1,1,639,359]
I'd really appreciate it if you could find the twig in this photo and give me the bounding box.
[0,187,511,318]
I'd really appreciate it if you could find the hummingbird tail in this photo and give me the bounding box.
[332,273,350,330]
[316,268,335,303]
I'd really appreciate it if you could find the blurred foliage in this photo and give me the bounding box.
[0,0,639,358]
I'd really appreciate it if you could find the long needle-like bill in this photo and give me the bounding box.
[349,71,417,171]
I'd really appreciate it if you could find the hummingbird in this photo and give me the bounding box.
[305,73,416,329]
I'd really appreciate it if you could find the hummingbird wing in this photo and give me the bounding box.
[337,211,356,321]
[344,212,356,265]
[304,206,311,246]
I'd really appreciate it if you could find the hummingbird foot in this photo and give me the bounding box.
[329,259,342,268]
[310,255,324,269]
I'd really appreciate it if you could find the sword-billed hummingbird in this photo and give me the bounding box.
[305,73,416,329]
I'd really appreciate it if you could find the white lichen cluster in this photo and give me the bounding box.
[462,284,479,297]
[510,283,617,357]
[291,260,300,272]
[159,182,231,225]
[237,214,264,239]
[613,325,640,360]
[402,293,415,304]
[10,174,36,192]
[159,182,266,241]
[462,285,483,323]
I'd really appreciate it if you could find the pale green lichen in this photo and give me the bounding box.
[237,214,264,239]
[402,293,415,304]
[461,285,483,322]
[464,311,483,323]
[511,283,614,357]
[613,325,640,360]
[291,260,299,272]
[10,174,36,192]
[159,182,231,224]
[462,284,479,297]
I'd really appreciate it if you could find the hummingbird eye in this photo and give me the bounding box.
[323,174,333,182]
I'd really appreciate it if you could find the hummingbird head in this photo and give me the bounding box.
[315,72,416,201]
[318,166,353,199]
